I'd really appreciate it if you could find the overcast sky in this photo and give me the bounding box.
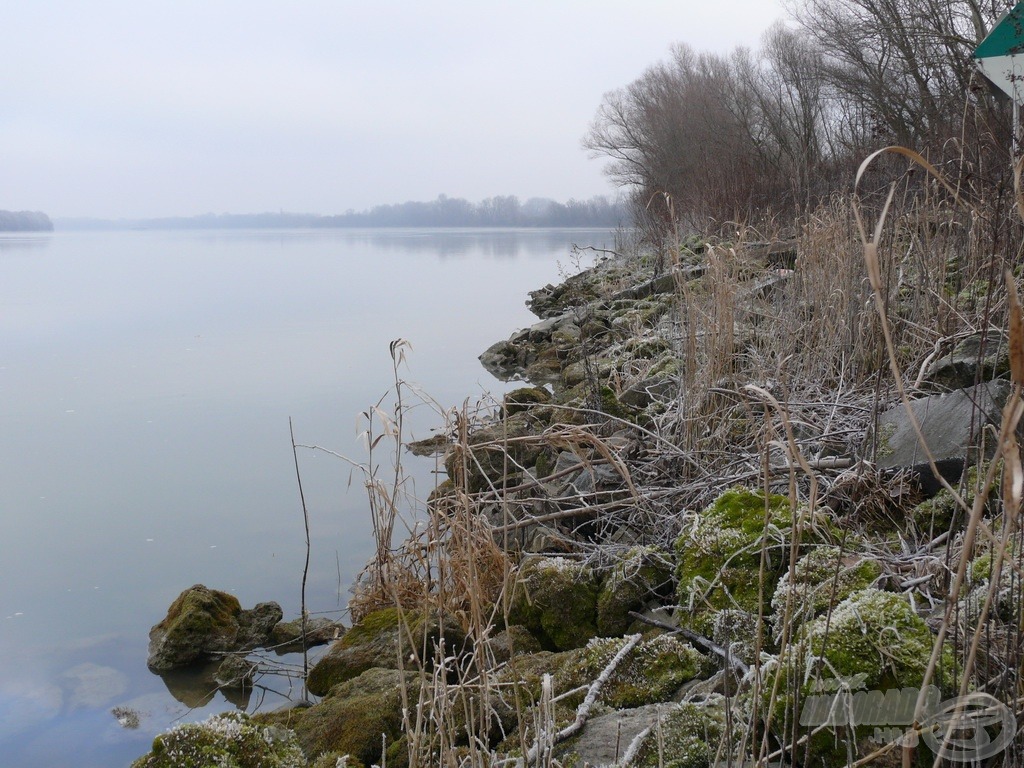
[2,1,787,219]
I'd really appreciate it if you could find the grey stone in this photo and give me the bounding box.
[876,380,1012,494]
[924,332,1010,390]
[562,704,665,767]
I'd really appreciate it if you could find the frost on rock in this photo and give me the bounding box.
[131,711,306,768]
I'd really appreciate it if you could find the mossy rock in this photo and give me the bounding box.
[306,607,466,696]
[508,557,600,650]
[596,547,673,636]
[631,699,728,768]
[269,616,345,653]
[260,668,415,767]
[132,712,306,768]
[147,585,243,671]
[486,625,543,664]
[309,754,364,768]
[444,410,549,493]
[674,488,796,633]
[767,588,954,767]
[770,546,881,640]
[503,386,552,417]
[554,634,709,709]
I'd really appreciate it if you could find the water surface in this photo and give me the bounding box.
[0,227,612,767]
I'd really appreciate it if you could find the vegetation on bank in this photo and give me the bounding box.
[132,1,1024,766]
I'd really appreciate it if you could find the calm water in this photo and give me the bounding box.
[0,227,612,767]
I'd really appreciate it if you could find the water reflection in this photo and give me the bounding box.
[0,234,52,253]
[155,662,251,710]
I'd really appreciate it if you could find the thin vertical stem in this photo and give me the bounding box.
[289,416,312,697]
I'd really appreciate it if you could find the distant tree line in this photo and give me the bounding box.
[584,0,1015,236]
[0,210,53,231]
[315,194,627,228]
[56,195,627,231]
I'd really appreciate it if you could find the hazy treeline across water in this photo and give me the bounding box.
[0,210,53,231]
[56,194,627,231]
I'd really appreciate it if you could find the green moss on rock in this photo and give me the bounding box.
[306,607,465,696]
[767,588,953,767]
[674,488,794,632]
[632,699,727,768]
[147,585,243,671]
[262,668,414,767]
[596,547,673,636]
[554,634,708,709]
[132,712,305,768]
[770,546,881,639]
[508,557,600,650]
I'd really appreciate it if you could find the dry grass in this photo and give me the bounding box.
[299,147,1024,767]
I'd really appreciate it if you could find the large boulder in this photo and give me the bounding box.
[875,380,1012,495]
[260,668,415,767]
[146,585,283,671]
[306,607,466,697]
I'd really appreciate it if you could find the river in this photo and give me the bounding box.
[0,227,614,767]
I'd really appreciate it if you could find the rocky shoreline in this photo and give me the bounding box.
[131,239,1020,767]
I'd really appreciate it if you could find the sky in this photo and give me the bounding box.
[1,1,787,219]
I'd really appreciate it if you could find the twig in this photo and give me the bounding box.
[628,611,749,676]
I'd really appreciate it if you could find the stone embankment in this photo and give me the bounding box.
[133,241,1018,767]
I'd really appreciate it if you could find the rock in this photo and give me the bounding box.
[875,380,1012,495]
[146,585,286,671]
[131,712,305,768]
[237,601,284,649]
[306,607,466,696]
[924,331,1009,389]
[259,668,416,767]
[553,634,709,710]
[486,625,543,664]
[478,313,582,383]
[508,557,601,650]
[596,547,673,636]
[146,585,244,671]
[560,703,664,766]
[502,385,552,417]
[767,588,954,766]
[629,698,729,768]
[270,616,345,653]
[769,546,881,641]
[675,488,801,634]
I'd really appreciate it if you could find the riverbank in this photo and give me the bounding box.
[133,208,1023,766]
